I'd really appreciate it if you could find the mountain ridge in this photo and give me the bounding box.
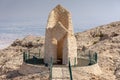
[0,21,120,80]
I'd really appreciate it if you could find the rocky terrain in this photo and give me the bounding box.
[0,21,120,80]
[75,21,120,80]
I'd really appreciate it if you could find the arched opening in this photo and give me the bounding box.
[57,37,64,64]
[51,22,67,65]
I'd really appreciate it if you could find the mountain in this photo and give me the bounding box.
[0,21,120,80]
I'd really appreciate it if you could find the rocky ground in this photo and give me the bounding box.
[75,21,120,80]
[0,21,120,80]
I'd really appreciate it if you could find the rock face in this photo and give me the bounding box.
[44,5,77,65]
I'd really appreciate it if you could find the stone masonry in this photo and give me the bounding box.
[44,5,77,65]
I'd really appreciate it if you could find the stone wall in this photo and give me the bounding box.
[44,5,77,65]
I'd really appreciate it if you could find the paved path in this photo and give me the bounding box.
[52,67,78,80]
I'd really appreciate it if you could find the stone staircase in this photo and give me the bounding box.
[52,63,101,80]
[52,67,69,80]
[52,67,78,80]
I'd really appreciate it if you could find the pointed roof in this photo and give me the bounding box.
[53,4,69,13]
[55,4,63,9]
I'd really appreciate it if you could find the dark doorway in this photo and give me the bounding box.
[57,38,64,64]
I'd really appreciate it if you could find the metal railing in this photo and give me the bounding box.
[49,57,53,80]
[88,51,98,65]
[68,59,73,80]
[23,49,44,65]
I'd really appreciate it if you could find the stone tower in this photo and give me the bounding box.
[44,5,77,65]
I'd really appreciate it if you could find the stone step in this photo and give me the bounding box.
[52,67,78,80]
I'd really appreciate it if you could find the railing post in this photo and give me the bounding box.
[39,48,41,58]
[69,59,73,80]
[28,50,30,59]
[26,50,29,60]
[25,52,27,62]
[33,56,36,64]
[50,57,53,80]
[74,57,76,67]
[94,52,98,63]
[88,51,92,65]
[23,52,26,62]
[89,51,97,65]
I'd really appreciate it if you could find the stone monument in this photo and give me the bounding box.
[44,5,77,65]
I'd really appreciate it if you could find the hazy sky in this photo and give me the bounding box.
[0,0,120,31]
